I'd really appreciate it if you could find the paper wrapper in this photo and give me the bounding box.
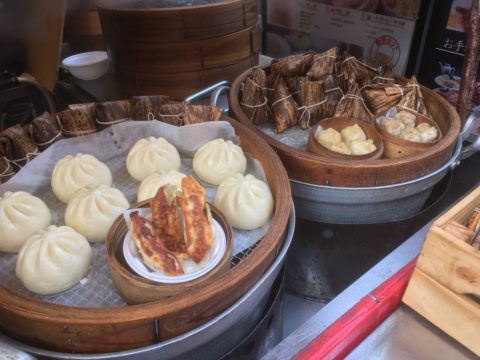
[94,100,131,129]
[362,84,411,116]
[270,51,314,77]
[130,95,169,120]
[307,47,338,80]
[334,83,373,123]
[298,80,325,129]
[0,121,271,307]
[158,103,184,126]
[183,104,223,125]
[270,77,299,133]
[340,55,379,91]
[374,65,396,85]
[241,67,272,125]
[30,112,63,150]
[57,103,97,138]
[0,124,39,169]
[241,78,272,125]
[397,76,429,117]
[323,75,343,118]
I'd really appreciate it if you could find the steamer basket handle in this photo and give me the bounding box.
[184,81,230,108]
[459,112,480,160]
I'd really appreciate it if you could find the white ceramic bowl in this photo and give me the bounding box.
[62,51,109,80]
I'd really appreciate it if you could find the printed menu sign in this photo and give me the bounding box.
[266,0,419,74]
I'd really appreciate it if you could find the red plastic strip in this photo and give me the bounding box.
[294,258,417,360]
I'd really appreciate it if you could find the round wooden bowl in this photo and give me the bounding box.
[106,202,234,305]
[0,117,291,353]
[97,0,258,43]
[229,65,461,187]
[307,118,383,161]
[376,107,443,159]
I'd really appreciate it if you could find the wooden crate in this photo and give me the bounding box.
[403,185,480,356]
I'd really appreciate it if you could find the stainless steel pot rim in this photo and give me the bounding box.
[291,138,463,192]
[3,204,296,360]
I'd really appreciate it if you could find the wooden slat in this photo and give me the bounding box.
[24,0,65,91]
[417,226,480,297]
[403,269,480,357]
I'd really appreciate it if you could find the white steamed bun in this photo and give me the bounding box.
[137,170,186,202]
[65,185,129,243]
[214,174,274,230]
[16,225,92,295]
[51,153,112,203]
[193,139,247,185]
[0,191,52,253]
[126,137,181,181]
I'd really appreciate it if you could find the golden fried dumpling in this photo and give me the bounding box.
[416,123,438,142]
[382,118,405,136]
[341,124,366,143]
[330,142,352,155]
[349,139,377,155]
[315,127,342,148]
[400,127,422,142]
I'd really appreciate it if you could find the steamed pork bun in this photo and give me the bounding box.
[126,137,181,181]
[16,225,92,295]
[137,170,186,202]
[0,191,52,253]
[65,185,129,243]
[214,174,273,230]
[51,153,112,203]
[193,139,247,185]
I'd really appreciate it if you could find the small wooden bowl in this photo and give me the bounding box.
[376,107,443,159]
[307,117,383,161]
[106,200,234,305]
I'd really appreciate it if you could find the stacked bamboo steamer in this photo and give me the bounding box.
[97,0,260,100]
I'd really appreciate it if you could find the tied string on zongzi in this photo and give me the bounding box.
[0,156,14,183]
[241,77,272,125]
[334,85,374,123]
[298,99,327,129]
[270,80,299,133]
[0,125,40,169]
[298,80,327,129]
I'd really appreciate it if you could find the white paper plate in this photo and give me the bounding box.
[123,219,226,283]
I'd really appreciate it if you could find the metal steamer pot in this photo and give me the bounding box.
[200,82,480,225]
[0,207,295,360]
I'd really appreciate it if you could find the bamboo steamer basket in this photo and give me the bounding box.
[307,118,383,161]
[0,115,291,353]
[107,202,234,305]
[229,66,462,187]
[376,107,443,159]
[97,0,258,43]
[97,0,260,100]
[114,55,258,100]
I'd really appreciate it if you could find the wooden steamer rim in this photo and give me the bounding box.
[0,118,292,353]
[229,65,462,187]
[97,0,258,43]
